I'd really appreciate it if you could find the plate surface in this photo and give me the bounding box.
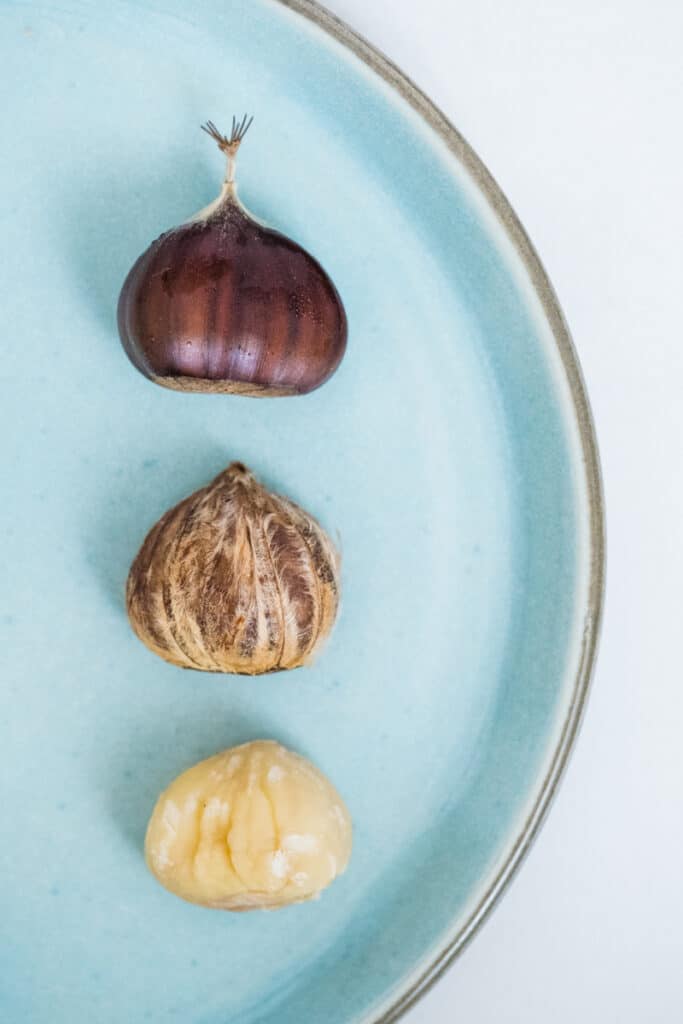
[0,1,603,1022]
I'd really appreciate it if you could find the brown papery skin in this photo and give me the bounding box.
[117,196,347,396]
[126,462,340,674]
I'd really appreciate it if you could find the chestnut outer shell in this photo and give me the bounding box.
[117,199,347,396]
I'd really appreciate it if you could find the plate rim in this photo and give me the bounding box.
[274,1,606,1020]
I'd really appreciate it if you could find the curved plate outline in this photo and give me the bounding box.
[274,2,606,1021]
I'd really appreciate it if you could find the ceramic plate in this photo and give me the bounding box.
[0,1,603,1021]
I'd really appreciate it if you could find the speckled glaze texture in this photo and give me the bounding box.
[0,1,603,1023]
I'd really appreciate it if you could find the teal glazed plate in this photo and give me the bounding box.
[0,1,604,1022]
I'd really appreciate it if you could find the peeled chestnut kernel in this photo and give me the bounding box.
[126,462,340,674]
[117,117,348,396]
[145,740,353,911]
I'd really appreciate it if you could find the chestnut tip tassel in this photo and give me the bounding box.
[117,116,348,396]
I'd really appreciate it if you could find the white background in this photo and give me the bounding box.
[324,1,683,1021]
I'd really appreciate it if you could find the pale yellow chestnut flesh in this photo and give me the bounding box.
[144,740,352,910]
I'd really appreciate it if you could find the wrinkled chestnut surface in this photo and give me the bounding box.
[145,741,353,910]
[126,462,340,674]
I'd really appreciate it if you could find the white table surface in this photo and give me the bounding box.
[324,1,683,1021]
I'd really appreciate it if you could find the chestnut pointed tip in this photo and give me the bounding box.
[210,462,256,491]
[201,114,254,152]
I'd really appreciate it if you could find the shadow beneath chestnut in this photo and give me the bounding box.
[58,147,216,336]
[81,439,235,616]
[99,699,292,856]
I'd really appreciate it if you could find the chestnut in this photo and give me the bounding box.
[125,461,340,674]
[144,740,353,910]
[117,118,348,396]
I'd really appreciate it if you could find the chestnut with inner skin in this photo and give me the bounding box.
[117,117,347,395]
[126,461,340,674]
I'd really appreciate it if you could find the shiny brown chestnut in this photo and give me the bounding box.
[117,117,347,396]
